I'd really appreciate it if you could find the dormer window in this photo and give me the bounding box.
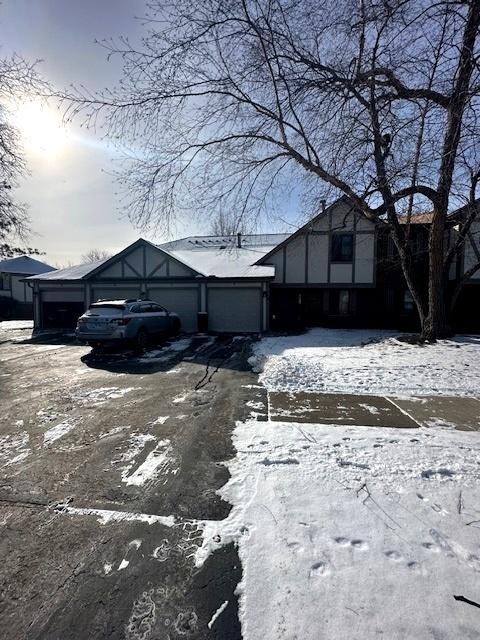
[331,233,353,262]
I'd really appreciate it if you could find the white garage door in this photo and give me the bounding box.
[148,287,199,333]
[208,288,261,333]
[41,289,85,302]
[92,287,141,303]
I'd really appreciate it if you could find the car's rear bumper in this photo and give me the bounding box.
[76,330,126,342]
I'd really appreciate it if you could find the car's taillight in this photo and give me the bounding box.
[110,318,131,325]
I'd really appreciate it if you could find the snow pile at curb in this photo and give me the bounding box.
[249,329,480,397]
[197,419,480,639]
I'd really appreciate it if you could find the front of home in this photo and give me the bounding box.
[27,197,479,334]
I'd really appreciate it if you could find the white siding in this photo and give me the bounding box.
[285,235,305,283]
[146,245,166,276]
[331,208,355,232]
[99,262,122,278]
[307,236,328,283]
[125,246,144,274]
[11,275,31,302]
[266,250,285,284]
[169,260,195,277]
[355,234,375,283]
[330,264,353,283]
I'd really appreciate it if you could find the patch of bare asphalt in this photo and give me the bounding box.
[0,333,262,639]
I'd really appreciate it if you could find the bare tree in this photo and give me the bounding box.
[210,211,245,236]
[63,0,480,340]
[0,55,47,258]
[81,248,111,263]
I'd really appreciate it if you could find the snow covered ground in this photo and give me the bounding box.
[198,329,480,638]
[0,320,33,331]
[249,328,480,397]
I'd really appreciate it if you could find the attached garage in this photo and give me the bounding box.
[40,289,85,329]
[148,286,199,333]
[207,286,262,333]
[29,237,276,333]
[91,286,141,303]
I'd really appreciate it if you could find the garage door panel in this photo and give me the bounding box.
[208,288,261,333]
[41,290,84,302]
[92,287,140,302]
[148,287,198,333]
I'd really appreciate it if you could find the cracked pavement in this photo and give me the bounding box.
[0,326,266,639]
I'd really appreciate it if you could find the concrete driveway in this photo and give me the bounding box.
[0,325,264,639]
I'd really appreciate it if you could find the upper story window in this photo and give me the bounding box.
[331,233,353,262]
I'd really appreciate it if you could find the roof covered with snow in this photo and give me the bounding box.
[26,234,281,281]
[165,246,275,278]
[28,257,109,281]
[159,233,290,251]
[0,255,55,275]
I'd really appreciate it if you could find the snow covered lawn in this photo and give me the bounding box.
[199,420,480,639]
[250,328,480,397]
[197,329,480,638]
[0,320,33,331]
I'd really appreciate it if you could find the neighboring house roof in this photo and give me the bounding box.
[398,213,434,225]
[0,255,55,275]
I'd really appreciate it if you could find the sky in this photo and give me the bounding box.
[0,0,213,267]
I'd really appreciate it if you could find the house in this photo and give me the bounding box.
[0,255,55,319]
[26,197,479,333]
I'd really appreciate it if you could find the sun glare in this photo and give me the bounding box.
[12,101,68,156]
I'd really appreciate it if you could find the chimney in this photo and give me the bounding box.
[237,232,242,248]
[320,199,326,213]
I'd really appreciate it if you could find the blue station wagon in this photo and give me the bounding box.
[75,299,181,348]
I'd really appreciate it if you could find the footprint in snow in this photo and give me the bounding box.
[351,539,369,551]
[407,561,424,574]
[310,561,331,577]
[416,493,429,502]
[384,550,403,562]
[334,537,350,547]
[333,537,369,551]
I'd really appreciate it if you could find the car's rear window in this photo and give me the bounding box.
[87,304,125,315]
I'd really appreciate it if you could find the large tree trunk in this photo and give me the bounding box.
[421,214,451,341]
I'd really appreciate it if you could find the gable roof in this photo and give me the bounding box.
[164,247,275,278]
[159,233,290,251]
[256,196,355,265]
[0,255,55,275]
[26,236,278,281]
[28,257,110,281]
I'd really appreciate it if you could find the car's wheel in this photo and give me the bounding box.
[136,328,149,349]
[88,341,102,351]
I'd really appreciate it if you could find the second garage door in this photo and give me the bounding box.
[208,287,261,333]
[148,287,199,333]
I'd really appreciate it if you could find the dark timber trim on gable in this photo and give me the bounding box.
[85,238,202,280]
